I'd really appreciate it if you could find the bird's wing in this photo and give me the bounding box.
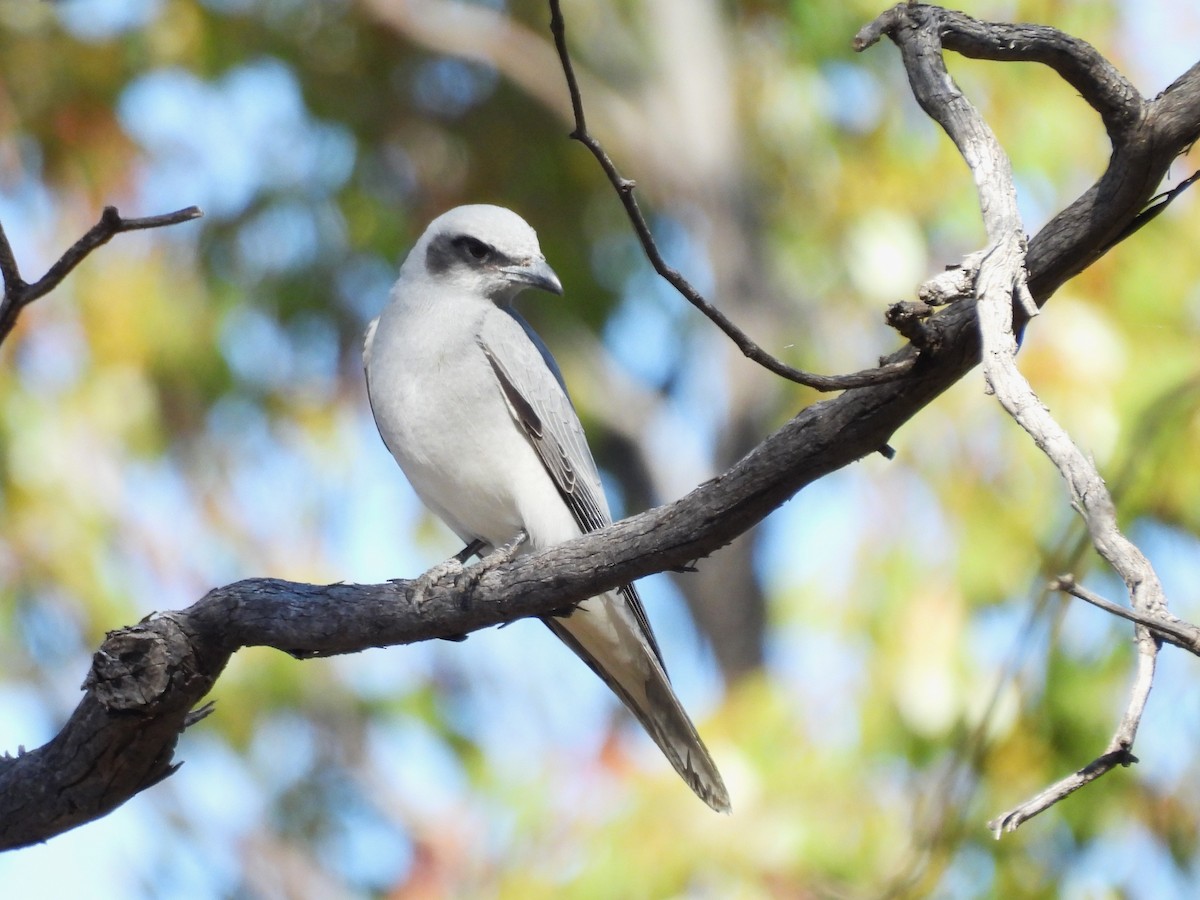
[362,317,388,448]
[479,306,728,813]
[477,307,665,667]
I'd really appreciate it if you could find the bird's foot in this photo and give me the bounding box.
[409,534,524,608]
[468,532,528,628]
[411,555,467,607]
[463,529,528,588]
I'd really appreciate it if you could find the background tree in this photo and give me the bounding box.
[1,0,1199,896]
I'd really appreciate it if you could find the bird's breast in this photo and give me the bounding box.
[369,313,531,544]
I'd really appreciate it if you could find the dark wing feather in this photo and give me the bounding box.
[478,309,665,667]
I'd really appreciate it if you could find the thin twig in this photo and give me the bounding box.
[0,223,21,292]
[546,0,914,392]
[1051,575,1200,654]
[987,748,1139,837]
[0,205,203,346]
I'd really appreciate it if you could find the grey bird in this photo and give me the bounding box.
[364,204,729,812]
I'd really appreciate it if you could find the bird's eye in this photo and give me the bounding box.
[455,236,493,262]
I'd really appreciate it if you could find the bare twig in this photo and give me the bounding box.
[858,2,1177,836]
[546,0,914,392]
[1051,575,1200,653]
[862,5,1200,306]
[988,748,1140,837]
[0,205,202,346]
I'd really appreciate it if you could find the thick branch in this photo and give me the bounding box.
[0,383,913,849]
[857,5,1200,304]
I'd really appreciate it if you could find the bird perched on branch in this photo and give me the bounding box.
[364,204,729,812]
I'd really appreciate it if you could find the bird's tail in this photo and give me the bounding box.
[544,587,731,813]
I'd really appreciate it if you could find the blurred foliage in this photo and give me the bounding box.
[2,0,1200,897]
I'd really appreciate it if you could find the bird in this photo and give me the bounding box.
[364,204,729,812]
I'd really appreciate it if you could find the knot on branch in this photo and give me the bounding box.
[918,256,982,307]
[1087,746,1139,774]
[84,619,201,714]
[886,300,937,349]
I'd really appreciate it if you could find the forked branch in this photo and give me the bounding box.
[0,205,202,346]
[856,2,1199,835]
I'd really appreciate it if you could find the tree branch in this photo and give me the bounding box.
[0,205,202,346]
[1051,575,1200,653]
[856,2,1197,835]
[856,5,1144,141]
[0,378,916,849]
[1103,168,1200,250]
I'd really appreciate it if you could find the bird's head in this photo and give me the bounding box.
[411,204,563,303]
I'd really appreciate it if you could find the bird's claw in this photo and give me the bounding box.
[459,530,528,593]
[411,556,467,607]
[410,532,526,607]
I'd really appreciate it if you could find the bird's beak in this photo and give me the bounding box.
[502,257,564,296]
